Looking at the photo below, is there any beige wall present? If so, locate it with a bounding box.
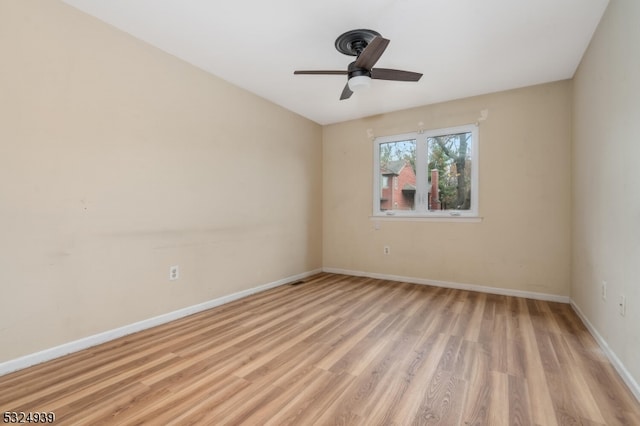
[323,81,572,296]
[0,0,322,362]
[572,0,640,386]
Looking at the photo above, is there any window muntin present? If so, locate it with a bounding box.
[373,125,478,218]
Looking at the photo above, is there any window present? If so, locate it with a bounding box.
[373,124,478,218]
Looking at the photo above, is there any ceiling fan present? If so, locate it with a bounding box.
[294,29,423,100]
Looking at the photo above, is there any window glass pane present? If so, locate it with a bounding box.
[379,139,416,211]
[427,132,472,211]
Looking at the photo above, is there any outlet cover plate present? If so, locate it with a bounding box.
[169,265,179,281]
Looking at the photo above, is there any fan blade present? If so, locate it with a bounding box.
[340,83,353,100]
[354,36,390,70]
[371,68,422,82]
[294,70,348,75]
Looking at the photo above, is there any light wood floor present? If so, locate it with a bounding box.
[1,273,639,425]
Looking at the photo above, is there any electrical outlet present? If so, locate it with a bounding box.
[619,295,626,316]
[383,245,390,255]
[169,265,179,281]
[602,281,607,300]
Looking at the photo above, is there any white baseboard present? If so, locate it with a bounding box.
[322,267,571,303]
[0,269,322,377]
[570,300,640,402]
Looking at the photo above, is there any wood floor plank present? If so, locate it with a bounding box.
[488,313,509,374]
[555,334,607,424]
[488,371,510,426]
[410,335,467,425]
[508,374,533,426]
[534,330,583,424]
[364,330,443,424]
[317,332,416,421]
[233,314,341,378]
[519,302,559,426]
[1,273,639,425]
[460,343,491,425]
[390,333,452,425]
[265,369,356,426]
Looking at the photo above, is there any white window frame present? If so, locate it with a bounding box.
[372,124,479,219]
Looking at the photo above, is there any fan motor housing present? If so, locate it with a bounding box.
[347,61,371,79]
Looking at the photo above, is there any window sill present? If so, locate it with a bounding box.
[370,215,483,223]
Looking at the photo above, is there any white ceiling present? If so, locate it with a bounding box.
[62,0,609,125]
